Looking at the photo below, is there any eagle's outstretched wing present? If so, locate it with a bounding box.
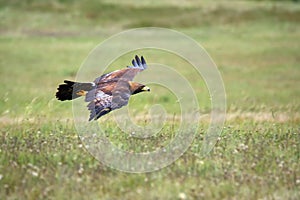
[93,55,147,85]
[86,80,132,121]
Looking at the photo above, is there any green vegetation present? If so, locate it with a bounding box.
[0,0,299,199]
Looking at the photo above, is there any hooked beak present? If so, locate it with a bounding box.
[142,86,150,92]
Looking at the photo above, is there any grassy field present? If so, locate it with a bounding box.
[1,0,300,199]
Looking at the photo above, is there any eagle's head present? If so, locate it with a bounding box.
[130,82,150,95]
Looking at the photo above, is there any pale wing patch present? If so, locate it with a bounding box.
[86,90,113,121]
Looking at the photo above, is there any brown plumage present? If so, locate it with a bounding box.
[56,55,150,120]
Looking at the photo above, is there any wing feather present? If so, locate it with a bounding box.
[86,81,132,120]
[111,81,131,109]
[87,90,112,120]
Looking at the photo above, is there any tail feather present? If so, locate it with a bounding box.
[56,80,94,101]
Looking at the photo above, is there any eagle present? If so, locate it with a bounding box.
[56,55,150,121]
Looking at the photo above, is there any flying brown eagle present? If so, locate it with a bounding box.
[56,55,150,121]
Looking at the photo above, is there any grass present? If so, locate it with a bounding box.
[1,121,299,199]
[0,0,300,199]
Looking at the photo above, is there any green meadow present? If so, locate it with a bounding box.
[0,0,299,199]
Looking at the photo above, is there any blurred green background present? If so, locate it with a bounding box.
[0,0,299,199]
[1,0,299,118]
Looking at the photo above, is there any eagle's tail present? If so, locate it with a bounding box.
[56,80,95,101]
